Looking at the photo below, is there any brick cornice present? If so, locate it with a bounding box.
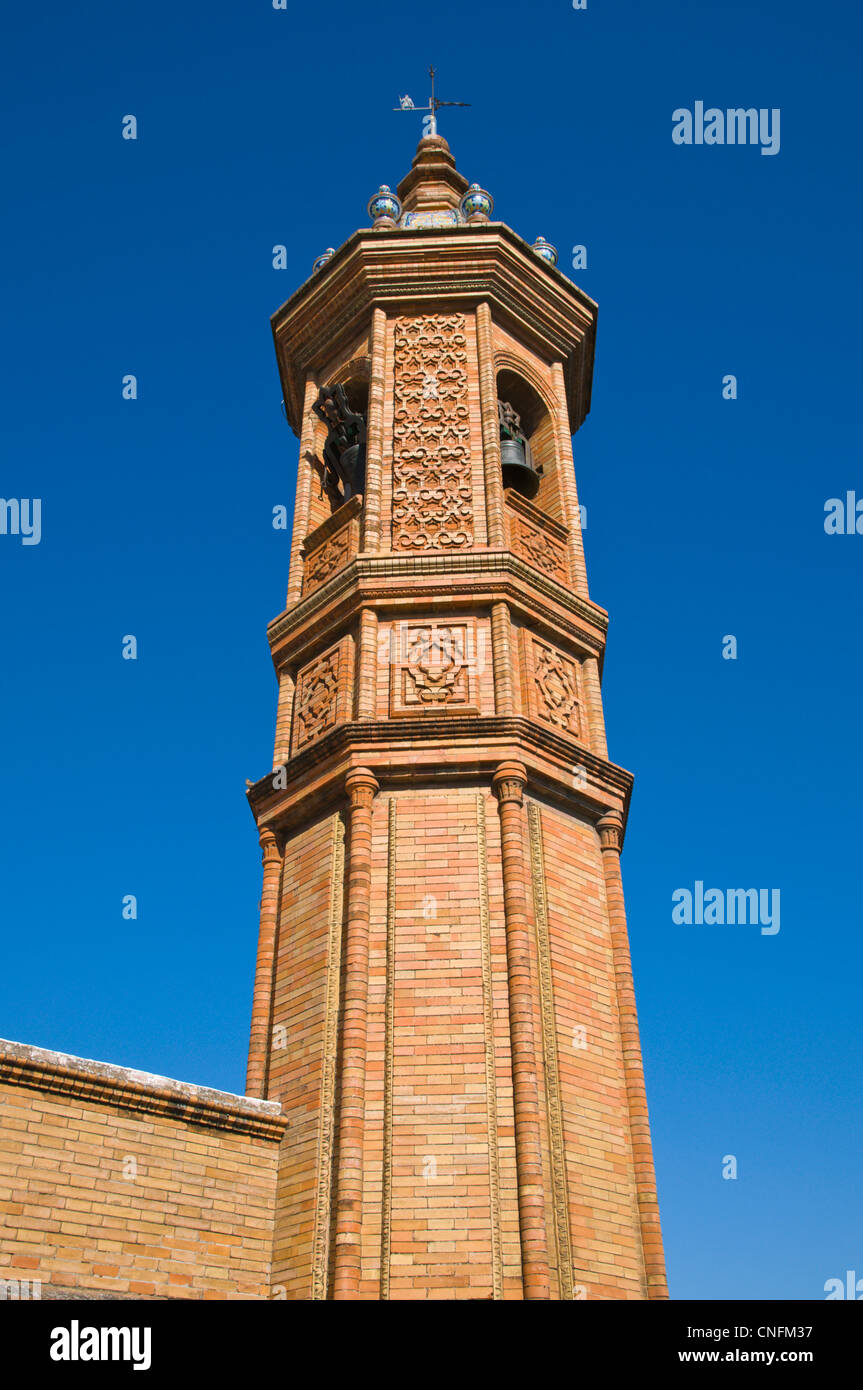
[271,223,597,436]
[267,551,609,668]
[0,1040,288,1143]
[249,715,632,835]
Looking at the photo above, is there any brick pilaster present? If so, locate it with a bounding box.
[245,827,282,1099]
[581,654,608,760]
[597,810,669,1299]
[550,361,589,596]
[356,608,378,720]
[272,668,294,766]
[286,373,319,606]
[476,302,506,548]
[492,761,551,1300]
[332,767,379,1299]
[362,307,387,552]
[491,601,516,715]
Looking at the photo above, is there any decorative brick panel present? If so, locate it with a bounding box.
[522,632,582,739]
[505,490,570,583]
[301,495,362,596]
[389,619,480,716]
[391,313,473,552]
[291,638,353,754]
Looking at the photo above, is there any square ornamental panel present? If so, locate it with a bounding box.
[521,631,582,739]
[389,619,481,717]
[291,637,354,754]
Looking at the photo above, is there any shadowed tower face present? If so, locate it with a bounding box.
[244,134,668,1301]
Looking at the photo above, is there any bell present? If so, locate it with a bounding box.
[500,438,539,499]
[340,441,366,498]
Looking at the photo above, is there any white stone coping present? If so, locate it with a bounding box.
[0,1038,286,1141]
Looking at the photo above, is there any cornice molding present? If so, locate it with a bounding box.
[248,715,632,831]
[0,1040,288,1143]
[271,224,597,436]
[266,551,608,665]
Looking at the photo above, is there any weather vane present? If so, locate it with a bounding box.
[394,65,470,138]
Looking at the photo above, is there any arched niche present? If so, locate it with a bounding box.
[308,359,371,524]
[495,367,561,520]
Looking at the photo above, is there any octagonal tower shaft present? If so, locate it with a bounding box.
[245,136,668,1301]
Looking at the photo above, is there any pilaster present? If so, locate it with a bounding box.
[245,828,282,1099]
[492,760,551,1300]
[332,767,379,1300]
[598,810,669,1300]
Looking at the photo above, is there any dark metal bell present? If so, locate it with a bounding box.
[340,441,366,498]
[500,438,539,499]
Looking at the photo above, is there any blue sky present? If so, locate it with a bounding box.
[2,0,860,1300]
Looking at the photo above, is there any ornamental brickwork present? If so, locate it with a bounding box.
[391,312,474,552]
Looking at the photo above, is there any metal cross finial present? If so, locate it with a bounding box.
[394,65,470,138]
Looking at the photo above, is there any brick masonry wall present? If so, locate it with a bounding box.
[0,1041,285,1300]
[529,415,564,523]
[362,787,521,1300]
[261,783,647,1300]
[532,799,645,1298]
[266,811,342,1298]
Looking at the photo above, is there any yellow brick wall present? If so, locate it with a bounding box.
[267,811,341,1297]
[535,798,646,1298]
[0,1074,282,1300]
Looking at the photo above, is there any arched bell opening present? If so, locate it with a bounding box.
[495,369,556,512]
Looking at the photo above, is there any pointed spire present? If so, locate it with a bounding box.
[396,134,469,216]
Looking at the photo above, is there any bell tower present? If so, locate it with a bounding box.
[244,133,668,1301]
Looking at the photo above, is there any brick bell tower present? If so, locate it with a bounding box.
[244,132,668,1301]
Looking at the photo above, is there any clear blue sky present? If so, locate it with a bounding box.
[2,0,860,1301]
